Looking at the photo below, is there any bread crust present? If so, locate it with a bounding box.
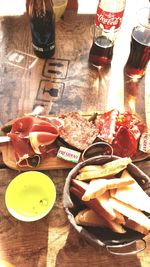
[76,157,132,180]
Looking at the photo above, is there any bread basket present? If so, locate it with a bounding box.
[63,155,150,255]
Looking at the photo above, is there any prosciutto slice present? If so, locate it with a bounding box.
[29,131,59,154]
[8,116,60,167]
[8,132,41,168]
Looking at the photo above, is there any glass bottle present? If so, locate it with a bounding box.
[26,0,55,58]
[89,0,126,67]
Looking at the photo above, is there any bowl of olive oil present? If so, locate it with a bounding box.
[5,171,56,222]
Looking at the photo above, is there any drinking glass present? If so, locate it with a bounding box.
[53,0,68,21]
[124,7,150,79]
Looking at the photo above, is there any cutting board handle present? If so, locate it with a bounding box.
[0,143,6,153]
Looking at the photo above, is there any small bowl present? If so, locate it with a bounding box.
[5,171,56,222]
[63,155,150,255]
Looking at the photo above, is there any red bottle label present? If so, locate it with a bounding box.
[95,7,124,30]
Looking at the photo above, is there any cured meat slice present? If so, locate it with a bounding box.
[112,126,138,158]
[29,131,59,154]
[8,115,59,167]
[59,112,99,151]
[10,116,34,138]
[45,142,59,157]
[94,110,146,158]
[116,112,146,140]
[94,109,119,143]
[38,116,64,131]
[8,132,40,168]
[31,120,59,134]
[11,116,59,135]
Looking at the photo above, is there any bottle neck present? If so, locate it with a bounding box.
[26,0,54,16]
[97,0,126,13]
[95,0,126,31]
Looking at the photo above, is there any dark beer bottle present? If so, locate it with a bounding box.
[26,0,55,58]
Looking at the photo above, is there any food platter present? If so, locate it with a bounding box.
[0,110,149,171]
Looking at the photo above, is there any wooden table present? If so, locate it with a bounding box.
[0,0,150,266]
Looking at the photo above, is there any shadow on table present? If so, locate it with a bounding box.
[55,225,144,267]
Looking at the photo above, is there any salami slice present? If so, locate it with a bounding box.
[116,112,146,140]
[94,109,119,144]
[112,126,138,158]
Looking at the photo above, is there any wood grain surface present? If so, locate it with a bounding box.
[0,167,150,267]
[0,142,76,170]
[0,0,150,266]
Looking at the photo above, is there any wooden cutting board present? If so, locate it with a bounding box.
[0,142,76,170]
[0,113,149,171]
[0,139,149,171]
[0,113,95,171]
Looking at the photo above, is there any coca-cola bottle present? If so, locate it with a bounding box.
[89,0,126,67]
[26,0,55,58]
